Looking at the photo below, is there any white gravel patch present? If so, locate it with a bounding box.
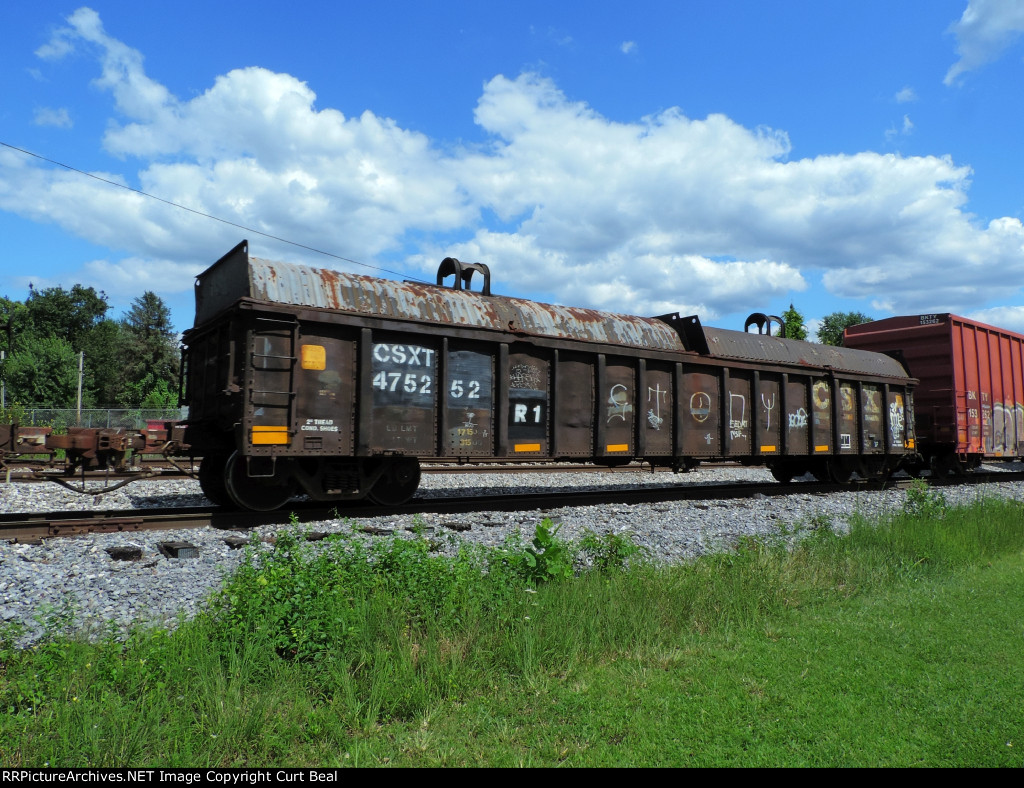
[2,463,1023,647]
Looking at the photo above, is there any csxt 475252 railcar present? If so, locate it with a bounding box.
[182,241,917,510]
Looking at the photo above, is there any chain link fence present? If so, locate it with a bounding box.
[15,408,188,430]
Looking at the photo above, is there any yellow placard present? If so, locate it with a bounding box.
[760,445,776,453]
[252,425,290,445]
[514,443,541,452]
[606,444,629,452]
[814,445,830,452]
[300,344,326,370]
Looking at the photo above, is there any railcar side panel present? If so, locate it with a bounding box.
[367,336,438,455]
[507,349,550,457]
[811,378,832,455]
[641,363,674,457]
[784,377,810,455]
[601,358,636,459]
[726,372,753,457]
[862,383,883,453]
[552,352,595,458]
[681,368,721,457]
[755,374,781,456]
[444,345,495,457]
[294,326,355,456]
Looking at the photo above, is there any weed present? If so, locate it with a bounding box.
[579,529,643,571]
[903,480,947,519]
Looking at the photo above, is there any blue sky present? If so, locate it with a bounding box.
[2,1,1024,337]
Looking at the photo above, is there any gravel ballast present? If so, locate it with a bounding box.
[2,465,1023,647]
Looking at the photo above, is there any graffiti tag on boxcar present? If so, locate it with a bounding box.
[729,393,748,440]
[607,384,633,423]
[509,363,542,390]
[647,384,668,430]
[761,393,776,431]
[812,381,830,410]
[690,392,712,423]
[889,395,905,446]
[788,408,808,429]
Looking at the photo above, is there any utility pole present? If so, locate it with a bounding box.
[76,350,84,425]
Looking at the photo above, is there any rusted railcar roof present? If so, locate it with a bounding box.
[195,242,686,352]
[192,241,912,379]
[703,327,911,379]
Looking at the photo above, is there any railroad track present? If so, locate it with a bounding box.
[0,460,674,485]
[7,470,1023,542]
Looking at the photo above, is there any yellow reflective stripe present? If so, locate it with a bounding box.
[814,445,830,452]
[606,444,629,452]
[514,443,541,452]
[251,426,290,445]
[760,445,776,453]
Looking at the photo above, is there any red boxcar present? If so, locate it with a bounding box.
[844,313,1024,473]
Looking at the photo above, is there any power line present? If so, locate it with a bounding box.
[0,140,430,283]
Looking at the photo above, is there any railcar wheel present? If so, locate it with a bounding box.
[367,457,421,506]
[828,459,857,484]
[769,464,795,483]
[811,462,831,483]
[224,451,296,511]
[198,453,230,506]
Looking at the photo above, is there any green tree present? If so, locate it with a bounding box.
[81,319,129,407]
[119,291,180,407]
[817,311,873,346]
[24,283,109,351]
[781,303,807,341]
[1,334,79,407]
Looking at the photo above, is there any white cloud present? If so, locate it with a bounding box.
[621,41,637,55]
[966,305,1024,334]
[945,0,1024,85]
[33,107,72,128]
[3,8,1024,326]
[886,114,914,142]
[895,86,917,103]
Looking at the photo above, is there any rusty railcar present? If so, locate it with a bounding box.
[181,241,917,510]
[845,313,1024,474]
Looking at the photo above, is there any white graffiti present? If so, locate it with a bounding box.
[690,391,712,423]
[509,363,542,389]
[647,384,668,430]
[788,408,808,429]
[761,393,776,431]
[729,393,748,440]
[608,384,633,422]
[888,399,905,446]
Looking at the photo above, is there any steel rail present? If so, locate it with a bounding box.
[3,470,1023,542]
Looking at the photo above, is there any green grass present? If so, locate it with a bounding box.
[2,486,1023,767]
